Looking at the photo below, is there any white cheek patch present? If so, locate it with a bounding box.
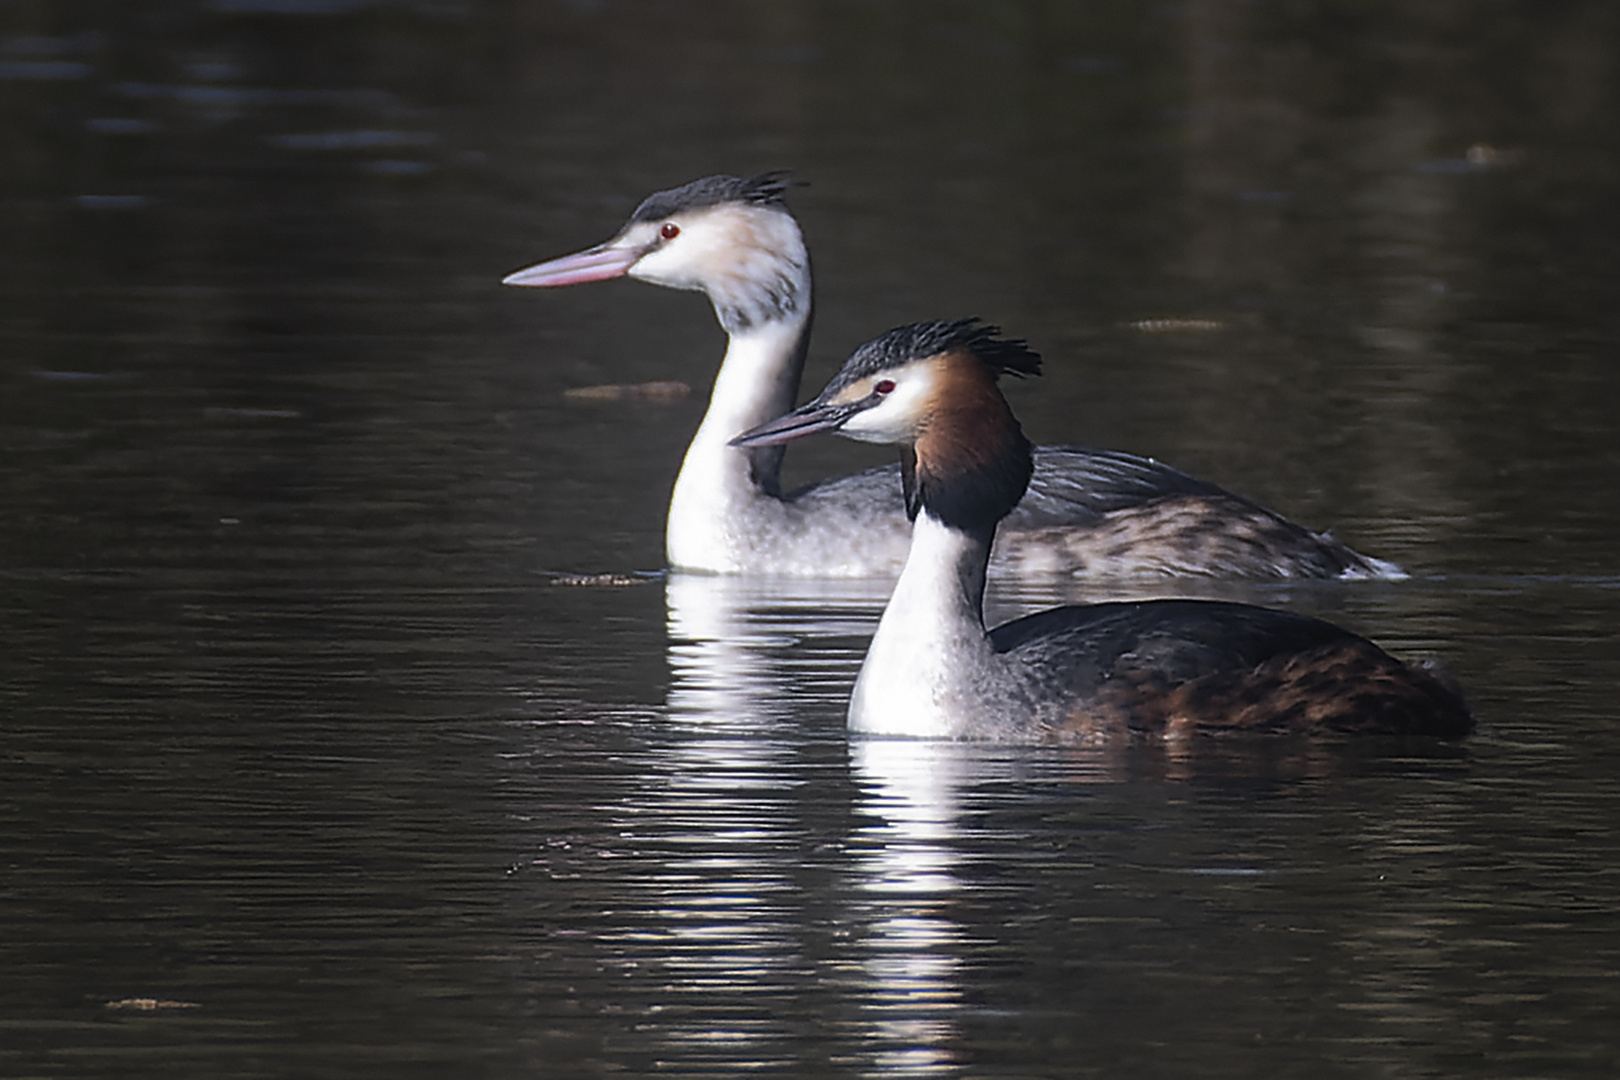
[624,214,741,290]
[678,221,746,280]
[624,209,810,339]
[623,220,698,288]
[838,365,935,444]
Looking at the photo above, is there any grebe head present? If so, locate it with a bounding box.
[735,318,1040,529]
[502,172,809,334]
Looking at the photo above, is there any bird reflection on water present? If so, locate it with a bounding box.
[660,572,1392,1073]
[666,572,977,1072]
[654,561,1483,1066]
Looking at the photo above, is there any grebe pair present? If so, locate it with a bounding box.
[504,173,1403,580]
[733,321,1471,741]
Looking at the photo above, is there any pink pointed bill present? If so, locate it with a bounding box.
[501,244,640,287]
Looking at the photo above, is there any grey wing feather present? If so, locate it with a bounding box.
[1009,446,1235,528]
[783,464,901,515]
[782,447,1401,581]
[785,446,1226,524]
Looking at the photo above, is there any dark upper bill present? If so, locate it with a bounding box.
[730,399,868,448]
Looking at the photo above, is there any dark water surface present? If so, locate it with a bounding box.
[3,2,1618,1077]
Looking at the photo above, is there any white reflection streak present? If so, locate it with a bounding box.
[852,738,969,1077]
[651,573,882,1069]
[666,572,791,725]
[666,571,884,725]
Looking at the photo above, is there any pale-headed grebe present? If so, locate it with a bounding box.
[732,320,1470,742]
[505,173,1402,581]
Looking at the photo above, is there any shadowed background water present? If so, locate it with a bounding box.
[2,2,1618,1077]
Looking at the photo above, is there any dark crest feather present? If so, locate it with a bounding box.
[631,171,794,222]
[822,318,1041,399]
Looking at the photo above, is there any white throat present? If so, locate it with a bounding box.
[849,511,996,738]
[665,315,809,572]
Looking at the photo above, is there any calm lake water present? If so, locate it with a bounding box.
[3,2,1618,1077]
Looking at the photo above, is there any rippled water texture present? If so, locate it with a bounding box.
[3,2,1618,1077]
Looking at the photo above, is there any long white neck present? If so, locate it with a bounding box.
[849,511,996,738]
[666,313,810,572]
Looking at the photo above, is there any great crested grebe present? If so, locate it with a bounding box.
[505,173,1402,580]
[732,320,1470,742]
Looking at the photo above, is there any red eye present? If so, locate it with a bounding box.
[874,379,896,395]
[660,222,680,240]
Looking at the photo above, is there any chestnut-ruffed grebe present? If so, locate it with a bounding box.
[505,173,1402,580]
[732,320,1469,741]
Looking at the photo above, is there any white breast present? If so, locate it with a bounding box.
[848,513,995,737]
